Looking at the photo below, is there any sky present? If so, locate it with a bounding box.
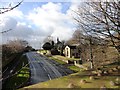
[0,0,80,49]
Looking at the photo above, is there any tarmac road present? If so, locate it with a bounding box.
[26,52,74,84]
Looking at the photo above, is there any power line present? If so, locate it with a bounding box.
[0,29,12,34]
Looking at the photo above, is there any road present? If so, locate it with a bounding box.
[26,52,74,84]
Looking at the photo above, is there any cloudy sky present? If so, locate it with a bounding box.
[0,0,81,49]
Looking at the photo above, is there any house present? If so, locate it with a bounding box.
[64,45,81,58]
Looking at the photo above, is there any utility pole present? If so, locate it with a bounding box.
[89,37,94,69]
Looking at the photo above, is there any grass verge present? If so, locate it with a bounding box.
[53,55,80,61]
[21,59,119,89]
[49,56,66,65]
[67,65,84,72]
[21,71,119,89]
[48,55,84,72]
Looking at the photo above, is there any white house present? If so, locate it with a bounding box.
[64,45,80,58]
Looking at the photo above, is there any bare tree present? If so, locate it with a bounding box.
[0,1,23,34]
[71,1,120,68]
[0,1,23,14]
[67,29,102,69]
[2,39,28,60]
[7,39,28,53]
[74,1,120,54]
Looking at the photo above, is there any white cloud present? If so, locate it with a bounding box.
[0,17,17,32]
[67,1,81,20]
[1,2,80,49]
[0,8,24,19]
[27,2,75,41]
[1,17,34,45]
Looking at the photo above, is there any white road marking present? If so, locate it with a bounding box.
[43,67,47,71]
[47,74,51,80]
[26,52,64,84]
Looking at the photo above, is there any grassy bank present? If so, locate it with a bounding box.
[48,56,82,73]
[49,56,66,65]
[22,71,119,89]
[21,73,119,90]
[67,65,84,72]
[4,55,30,89]
[52,55,80,61]
[21,56,119,89]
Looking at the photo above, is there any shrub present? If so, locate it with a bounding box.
[115,77,120,85]
[116,66,120,70]
[80,79,86,84]
[51,49,60,55]
[109,81,116,86]
[100,85,107,90]
[67,83,76,88]
[89,76,95,80]
[103,71,109,75]
[112,67,118,72]
[115,77,119,82]
[108,69,114,73]
[97,73,102,76]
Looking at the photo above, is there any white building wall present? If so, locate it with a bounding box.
[65,46,71,58]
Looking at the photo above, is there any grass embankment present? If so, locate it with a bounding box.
[38,49,46,54]
[49,56,66,65]
[67,65,84,72]
[21,56,119,89]
[23,76,119,88]
[5,55,30,89]
[48,56,82,72]
[53,55,80,61]
[22,66,119,89]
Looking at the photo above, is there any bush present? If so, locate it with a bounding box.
[89,76,95,80]
[67,83,76,88]
[103,70,109,75]
[97,73,102,76]
[51,49,60,55]
[109,81,116,86]
[100,85,107,90]
[80,79,86,84]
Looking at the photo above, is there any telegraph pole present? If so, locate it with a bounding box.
[89,37,94,69]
